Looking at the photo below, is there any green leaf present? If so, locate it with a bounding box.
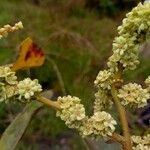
[0,101,43,150]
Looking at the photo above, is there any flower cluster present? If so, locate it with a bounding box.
[118,83,150,108]
[131,134,150,150]
[94,90,113,112]
[0,66,17,85]
[55,2,150,144]
[79,117,93,137]
[80,111,117,138]
[56,96,86,128]
[0,66,18,102]
[0,66,42,103]
[89,111,117,137]
[56,96,117,138]
[0,21,23,39]
[17,78,42,103]
[94,70,113,90]
[145,76,150,92]
[107,2,150,72]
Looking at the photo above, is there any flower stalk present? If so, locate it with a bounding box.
[37,96,61,110]
[111,85,132,150]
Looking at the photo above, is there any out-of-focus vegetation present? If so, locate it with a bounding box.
[0,0,149,149]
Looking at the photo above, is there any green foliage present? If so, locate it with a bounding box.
[68,6,87,18]
[0,49,13,65]
[99,0,118,16]
[0,101,43,150]
[0,103,7,132]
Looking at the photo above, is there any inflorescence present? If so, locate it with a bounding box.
[55,1,150,141]
[0,66,42,103]
[1,2,150,149]
[0,21,23,39]
[108,2,150,72]
[131,134,150,150]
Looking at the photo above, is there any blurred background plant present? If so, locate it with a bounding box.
[0,0,149,150]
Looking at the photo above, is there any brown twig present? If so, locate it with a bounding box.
[111,132,125,145]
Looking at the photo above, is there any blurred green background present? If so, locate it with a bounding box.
[0,0,150,149]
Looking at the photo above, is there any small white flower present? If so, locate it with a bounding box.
[14,21,23,30]
[133,144,149,150]
[94,70,113,90]
[90,111,117,137]
[79,117,94,137]
[0,66,17,85]
[80,112,117,138]
[17,78,42,102]
[132,134,150,150]
[107,2,150,71]
[0,66,18,103]
[56,96,86,128]
[0,21,23,39]
[0,85,17,102]
[145,76,150,92]
[118,83,150,108]
[57,95,80,109]
[79,111,117,138]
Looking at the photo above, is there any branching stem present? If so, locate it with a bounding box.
[111,85,132,150]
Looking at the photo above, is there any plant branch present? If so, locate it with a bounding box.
[111,132,125,145]
[111,85,132,150]
[37,96,60,110]
[38,95,126,150]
